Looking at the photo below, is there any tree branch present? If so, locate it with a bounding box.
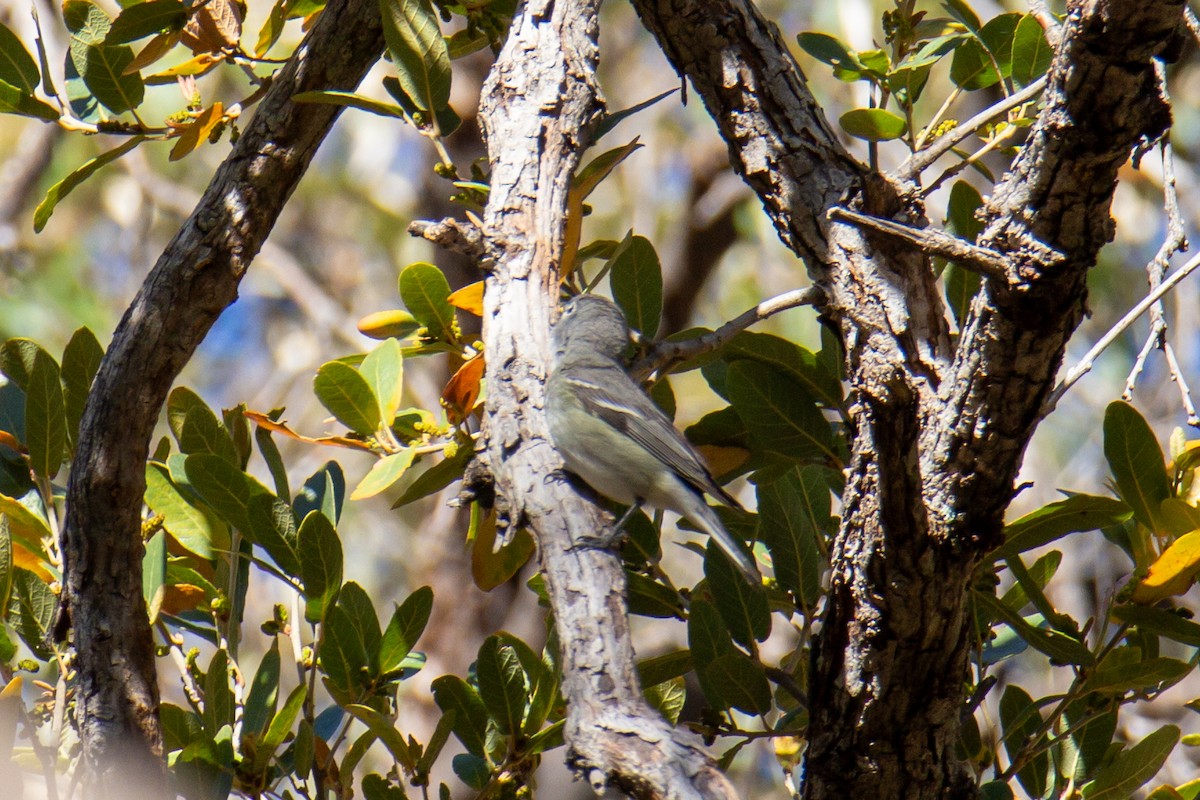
[58,0,385,792]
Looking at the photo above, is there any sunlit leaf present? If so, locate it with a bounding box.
[313,360,381,436]
[447,281,484,316]
[441,355,484,424]
[169,102,224,161]
[34,136,145,232]
[350,450,415,500]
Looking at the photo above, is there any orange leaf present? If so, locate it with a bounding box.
[441,355,485,424]
[170,102,224,161]
[0,430,24,455]
[125,31,180,75]
[1133,529,1200,603]
[447,282,485,316]
[696,444,751,480]
[243,410,375,452]
[161,584,208,615]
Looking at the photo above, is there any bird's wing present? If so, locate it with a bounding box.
[561,369,740,507]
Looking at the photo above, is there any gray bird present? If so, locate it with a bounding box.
[545,294,760,583]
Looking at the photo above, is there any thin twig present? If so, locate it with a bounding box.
[1164,341,1199,426]
[898,77,1047,181]
[828,206,1012,281]
[1046,251,1200,410]
[408,216,486,260]
[1029,0,1063,48]
[631,286,824,379]
[1123,63,1193,423]
[1185,5,1200,47]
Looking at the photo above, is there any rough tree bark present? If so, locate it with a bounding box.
[628,0,1183,797]
[58,0,386,791]
[470,0,739,796]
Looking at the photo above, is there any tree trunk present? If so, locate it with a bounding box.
[58,1,386,791]
[629,0,1183,797]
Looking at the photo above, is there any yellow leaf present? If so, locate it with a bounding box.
[696,444,751,480]
[125,32,181,75]
[0,676,22,699]
[1133,529,1200,603]
[147,53,222,81]
[13,542,52,582]
[447,282,484,316]
[169,102,224,161]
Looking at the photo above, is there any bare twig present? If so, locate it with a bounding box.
[1123,63,1193,423]
[408,216,486,260]
[828,206,1012,281]
[1047,251,1200,410]
[1029,0,1063,48]
[632,286,824,379]
[897,77,1047,181]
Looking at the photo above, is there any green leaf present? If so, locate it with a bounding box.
[294,460,345,524]
[941,0,981,32]
[202,649,233,734]
[644,677,686,724]
[995,494,1131,559]
[0,78,58,121]
[1104,401,1170,534]
[949,39,996,90]
[594,88,676,140]
[476,635,527,736]
[142,529,166,622]
[390,441,473,507]
[381,75,461,137]
[183,453,271,533]
[1011,14,1053,88]
[9,568,54,658]
[292,89,407,118]
[379,585,432,674]
[796,31,864,72]
[337,581,382,672]
[999,685,1048,798]
[180,404,239,465]
[298,509,342,622]
[726,360,836,463]
[60,327,103,450]
[360,338,404,425]
[609,234,663,338]
[839,108,908,141]
[79,43,143,112]
[703,652,772,714]
[321,604,368,693]
[243,640,281,737]
[262,684,305,752]
[1062,698,1118,785]
[637,650,692,687]
[351,450,416,501]
[705,543,769,648]
[0,517,12,613]
[161,703,203,753]
[105,0,187,44]
[34,136,145,232]
[313,360,381,435]
[378,0,452,121]
[720,331,842,409]
[244,494,300,576]
[0,338,42,392]
[975,591,1094,666]
[398,262,456,343]
[431,675,488,757]
[1082,725,1179,799]
[756,466,824,609]
[1112,604,1200,647]
[1085,648,1189,696]
[0,23,41,94]
[167,386,211,444]
[24,349,65,479]
[344,704,414,769]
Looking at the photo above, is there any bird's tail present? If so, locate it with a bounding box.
[692,501,761,585]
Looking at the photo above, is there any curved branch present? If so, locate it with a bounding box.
[59,0,385,791]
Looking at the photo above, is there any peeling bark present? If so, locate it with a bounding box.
[59,0,385,791]
[475,0,738,796]
[629,0,1183,797]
